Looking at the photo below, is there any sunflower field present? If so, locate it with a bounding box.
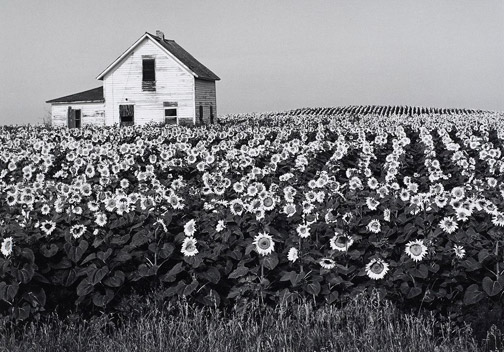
[2,109,504,324]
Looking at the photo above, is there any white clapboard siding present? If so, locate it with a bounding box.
[51,103,105,127]
[103,38,195,126]
[195,79,217,124]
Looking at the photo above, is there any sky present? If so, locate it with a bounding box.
[0,0,503,125]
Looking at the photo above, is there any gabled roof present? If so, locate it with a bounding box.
[46,87,104,103]
[148,33,220,81]
[96,32,220,81]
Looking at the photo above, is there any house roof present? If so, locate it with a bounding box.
[96,32,220,81]
[46,86,104,103]
[148,33,220,81]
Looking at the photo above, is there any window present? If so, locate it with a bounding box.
[67,107,81,128]
[199,105,204,124]
[119,104,134,126]
[164,102,178,125]
[74,109,81,128]
[209,105,214,124]
[142,57,156,91]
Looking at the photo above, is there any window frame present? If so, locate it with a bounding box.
[163,102,178,125]
[119,104,135,127]
[142,57,156,91]
[74,109,82,128]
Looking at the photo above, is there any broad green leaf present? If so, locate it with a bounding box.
[482,276,504,297]
[280,271,295,282]
[40,244,59,258]
[183,280,199,296]
[228,266,249,279]
[463,284,485,305]
[199,267,221,284]
[263,254,279,270]
[76,278,94,297]
[92,288,114,307]
[407,286,422,299]
[304,281,321,296]
[326,291,339,304]
[103,270,125,288]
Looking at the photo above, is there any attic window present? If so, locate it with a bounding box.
[142,58,156,91]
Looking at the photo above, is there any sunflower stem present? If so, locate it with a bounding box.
[154,227,160,267]
[299,238,304,273]
[260,258,265,308]
[496,241,499,280]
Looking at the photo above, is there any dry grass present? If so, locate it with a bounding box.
[0,291,492,352]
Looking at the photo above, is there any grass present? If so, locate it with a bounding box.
[1,289,496,352]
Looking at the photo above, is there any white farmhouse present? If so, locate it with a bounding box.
[46,30,220,127]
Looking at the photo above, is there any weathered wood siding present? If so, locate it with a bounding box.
[194,79,217,124]
[51,103,105,127]
[102,38,195,126]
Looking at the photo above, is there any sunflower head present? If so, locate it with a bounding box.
[405,239,428,262]
[253,232,275,256]
[365,258,389,280]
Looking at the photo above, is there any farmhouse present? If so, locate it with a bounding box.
[46,30,220,127]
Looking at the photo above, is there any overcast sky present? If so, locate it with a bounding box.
[0,0,503,125]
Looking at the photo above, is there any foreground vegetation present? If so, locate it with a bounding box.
[2,107,504,348]
[0,290,489,352]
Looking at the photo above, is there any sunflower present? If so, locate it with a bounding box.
[484,201,498,215]
[367,177,379,189]
[229,199,245,216]
[283,203,297,217]
[367,219,381,233]
[181,237,198,257]
[70,224,86,239]
[116,202,129,215]
[319,258,336,269]
[287,247,298,262]
[324,209,338,224]
[434,195,448,208]
[120,179,130,189]
[366,197,380,211]
[439,216,458,234]
[87,200,100,212]
[296,224,310,238]
[405,239,428,262]
[383,209,391,222]
[6,194,17,206]
[233,182,245,193]
[455,207,471,222]
[247,185,258,197]
[302,201,314,214]
[253,232,275,256]
[104,198,116,212]
[40,220,56,236]
[40,204,51,215]
[492,212,504,227]
[1,237,13,257]
[399,189,410,202]
[184,219,197,237]
[262,195,276,211]
[365,258,389,280]
[330,234,354,252]
[342,212,353,224]
[453,245,466,259]
[95,212,107,227]
[216,220,226,233]
[451,186,465,200]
